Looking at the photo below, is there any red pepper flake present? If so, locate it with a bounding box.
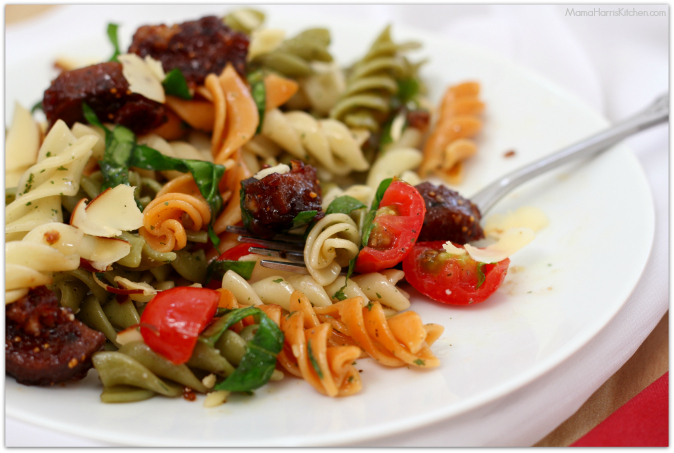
[504,149,516,158]
[44,230,60,245]
[183,387,197,401]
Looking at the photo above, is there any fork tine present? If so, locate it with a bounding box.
[260,259,348,276]
[237,236,306,252]
[260,260,311,274]
[249,247,305,263]
[226,225,305,245]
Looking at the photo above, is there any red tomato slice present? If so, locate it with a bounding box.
[403,241,509,305]
[354,179,425,274]
[140,287,220,364]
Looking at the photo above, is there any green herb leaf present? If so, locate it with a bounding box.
[325,195,366,216]
[476,262,486,289]
[397,78,420,104]
[333,257,357,301]
[272,278,283,283]
[379,115,395,147]
[240,185,255,232]
[307,340,324,379]
[361,177,393,248]
[413,358,425,366]
[31,100,43,114]
[162,68,192,100]
[107,23,121,62]
[206,259,256,284]
[203,307,284,392]
[291,210,318,230]
[247,70,266,135]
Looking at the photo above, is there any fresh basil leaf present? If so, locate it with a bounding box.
[361,177,393,248]
[379,115,395,147]
[247,70,266,134]
[162,68,192,100]
[107,23,121,62]
[31,100,43,114]
[332,257,357,301]
[325,195,366,216]
[476,262,486,289]
[206,259,256,284]
[307,340,324,379]
[202,307,284,393]
[397,78,419,104]
[291,210,318,230]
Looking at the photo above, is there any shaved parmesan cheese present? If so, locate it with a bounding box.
[389,112,406,143]
[253,163,290,180]
[114,276,157,302]
[118,53,165,104]
[143,55,166,82]
[78,236,131,271]
[116,327,144,346]
[70,185,144,238]
[442,241,467,256]
[204,390,230,408]
[484,206,549,238]
[464,227,535,263]
[6,103,40,186]
[248,29,285,61]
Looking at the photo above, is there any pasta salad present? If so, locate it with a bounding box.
[5,9,535,405]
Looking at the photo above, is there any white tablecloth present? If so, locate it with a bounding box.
[5,4,668,447]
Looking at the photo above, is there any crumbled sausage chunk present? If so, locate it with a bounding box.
[128,15,249,87]
[6,286,106,386]
[241,160,324,238]
[415,181,484,243]
[42,61,167,135]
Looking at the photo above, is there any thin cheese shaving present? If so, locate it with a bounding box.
[70,185,144,238]
[463,227,535,263]
[484,206,549,238]
[253,163,290,180]
[118,53,165,104]
[441,241,466,255]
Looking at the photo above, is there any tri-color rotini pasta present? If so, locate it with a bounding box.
[2,8,516,408]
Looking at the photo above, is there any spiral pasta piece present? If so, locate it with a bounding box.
[304,213,360,286]
[330,26,421,131]
[278,291,362,397]
[419,81,485,181]
[205,64,259,164]
[6,120,98,241]
[251,28,333,78]
[261,108,369,176]
[139,174,211,253]
[315,296,443,368]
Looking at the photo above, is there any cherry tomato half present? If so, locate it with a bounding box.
[354,180,426,274]
[140,287,220,364]
[403,241,509,305]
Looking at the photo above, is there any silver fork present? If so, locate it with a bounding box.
[229,94,669,274]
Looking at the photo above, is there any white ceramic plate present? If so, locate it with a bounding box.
[5,6,654,447]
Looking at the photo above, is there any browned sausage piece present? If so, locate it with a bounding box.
[241,160,324,238]
[42,61,168,135]
[5,286,106,386]
[128,15,249,87]
[416,181,484,244]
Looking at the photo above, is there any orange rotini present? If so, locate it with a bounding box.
[277,291,362,397]
[138,174,211,253]
[419,81,485,183]
[315,296,444,368]
[206,64,259,164]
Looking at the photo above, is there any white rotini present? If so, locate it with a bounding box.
[5,120,98,241]
[324,269,411,312]
[366,147,423,190]
[303,213,360,287]
[260,108,369,177]
[219,269,410,313]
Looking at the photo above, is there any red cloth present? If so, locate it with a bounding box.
[572,372,669,447]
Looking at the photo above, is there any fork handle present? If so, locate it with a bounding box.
[469,93,669,214]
